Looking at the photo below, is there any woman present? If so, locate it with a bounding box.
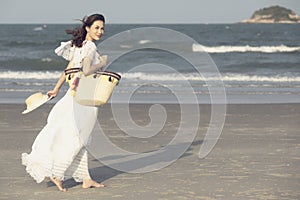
[22,14,108,191]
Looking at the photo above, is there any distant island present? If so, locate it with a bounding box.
[242,5,300,23]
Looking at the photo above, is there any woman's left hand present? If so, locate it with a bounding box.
[47,89,58,98]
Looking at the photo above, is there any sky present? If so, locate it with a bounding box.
[0,0,299,24]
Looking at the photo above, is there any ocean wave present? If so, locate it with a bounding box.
[193,44,300,53]
[123,72,300,82]
[220,74,300,82]
[0,71,61,79]
[2,40,55,48]
[41,58,53,62]
[1,71,300,83]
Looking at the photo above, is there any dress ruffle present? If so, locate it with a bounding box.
[54,40,75,61]
[22,153,57,183]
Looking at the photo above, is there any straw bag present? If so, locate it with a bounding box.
[64,68,121,106]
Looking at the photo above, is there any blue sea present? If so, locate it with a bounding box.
[0,24,299,104]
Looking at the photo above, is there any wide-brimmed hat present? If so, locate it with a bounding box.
[22,92,52,114]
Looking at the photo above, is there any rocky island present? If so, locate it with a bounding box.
[242,5,300,23]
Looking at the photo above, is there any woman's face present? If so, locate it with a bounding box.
[85,20,105,41]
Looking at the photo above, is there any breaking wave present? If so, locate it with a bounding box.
[1,71,300,83]
[193,44,300,53]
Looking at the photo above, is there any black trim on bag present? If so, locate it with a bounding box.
[95,71,121,80]
[64,67,81,75]
[64,68,121,81]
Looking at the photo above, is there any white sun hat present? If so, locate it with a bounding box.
[22,92,53,114]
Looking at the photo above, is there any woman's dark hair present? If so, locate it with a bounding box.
[66,14,105,47]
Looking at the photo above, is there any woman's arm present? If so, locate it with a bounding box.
[46,64,69,97]
[81,55,108,76]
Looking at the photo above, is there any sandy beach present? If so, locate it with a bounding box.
[0,103,299,200]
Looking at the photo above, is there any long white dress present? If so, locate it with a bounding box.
[22,41,101,183]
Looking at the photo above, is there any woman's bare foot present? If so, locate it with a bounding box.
[82,179,105,189]
[50,178,67,192]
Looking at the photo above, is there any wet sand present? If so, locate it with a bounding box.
[0,103,299,200]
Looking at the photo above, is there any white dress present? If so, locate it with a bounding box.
[22,41,101,183]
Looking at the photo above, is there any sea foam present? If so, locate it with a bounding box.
[0,71,61,80]
[115,72,300,83]
[1,71,300,83]
[193,44,300,53]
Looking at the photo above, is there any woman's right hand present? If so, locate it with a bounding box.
[100,55,108,66]
[82,55,108,76]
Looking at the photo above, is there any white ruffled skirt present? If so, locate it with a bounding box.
[22,90,98,183]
